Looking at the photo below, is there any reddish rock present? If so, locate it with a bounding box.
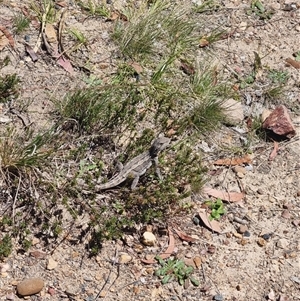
[262,105,296,138]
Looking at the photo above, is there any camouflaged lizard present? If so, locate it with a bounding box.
[95,136,170,190]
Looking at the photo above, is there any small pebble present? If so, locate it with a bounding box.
[193,216,200,225]
[243,231,251,237]
[47,257,58,270]
[213,293,224,301]
[141,232,156,246]
[119,253,132,264]
[6,292,15,300]
[281,210,291,219]
[238,225,248,234]
[245,164,253,171]
[193,256,202,268]
[262,233,272,241]
[257,237,266,247]
[257,188,264,195]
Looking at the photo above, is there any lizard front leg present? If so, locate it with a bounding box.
[153,156,163,180]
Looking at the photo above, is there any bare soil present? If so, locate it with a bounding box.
[0,0,299,300]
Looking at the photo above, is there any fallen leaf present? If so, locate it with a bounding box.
[199,37,209,48]
[203,186,244,202]
[141,227,175,264]
[107,11,120,21]
[285,58,300,69]
[57,55,74,74]
[173,228,196,243]
[44,23,57,44]
[198,209,222,233]
[180,60,195,75]
[0,26,14,49]
[129,61,143,74]
[213,154,252,166]
[25,45,39,62]
[269,141,279,161]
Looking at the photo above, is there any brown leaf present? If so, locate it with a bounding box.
[57,55,74,74]
[198,209,222,233]
[285,58,300,69]
[173,228,196,243]
[269,141,279,161]
[129,62,143,74]
[180,60,195,75]
[141,227,175,264]
[199,37,209,48]
[213,154,252,166]
[25,45,38,62]
[203,186,244,203]
[44,23,57,44]
[0,26,14,49]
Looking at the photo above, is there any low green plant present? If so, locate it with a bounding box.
[13,14,30,34]
[76,0,110,17]
[267,69,289,84]
[193,0,221,13]
[0,234,13,259]
[155,256,200,286]
[30,0,56,24]
[205,198,226,220]
[0,73,20,103]
[247,0,274,20]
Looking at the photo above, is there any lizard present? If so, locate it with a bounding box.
[94,135,171,191]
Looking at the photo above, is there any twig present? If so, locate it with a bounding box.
[94,249,120,300]
[12,175,22,224]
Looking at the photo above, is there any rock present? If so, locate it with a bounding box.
[281,210,291,219]
[184,258,196,268]
[0,263,10,272]
[233,166,246,175]
[238,225,248,234]
[223,98,244,125]
[141,232,156,246]
[119,253,132,264]
[257,237,266,247]
[16,278,44,296]
[262,105,296,138]
[6,292,15,300]
[213,293,224,301]
[193,256,202,268]
[261,109,272,122]
[30,250,46,259]
[47,257,58,270]
[239,21,247,31]
[277,238,289,249]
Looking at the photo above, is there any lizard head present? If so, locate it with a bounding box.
[149,136,171,156]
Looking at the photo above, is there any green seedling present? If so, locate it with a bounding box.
[13,14,30,34]
[205,198,226,220]
[248,0,274,20]
[0,234,13,259]
[193,0,221,13]
[267,69,289,84]
[76,0,110,17]
[155,256,200,286]
[0,73,20,103]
